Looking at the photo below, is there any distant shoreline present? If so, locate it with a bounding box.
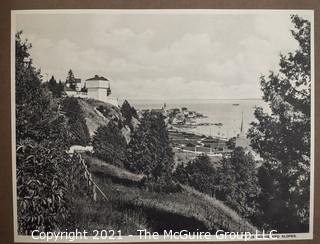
[122,98,263,101]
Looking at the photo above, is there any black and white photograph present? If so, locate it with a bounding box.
[11,10,314,242]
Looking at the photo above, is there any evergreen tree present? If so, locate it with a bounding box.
[92,122,127,168]
[247,15,311,232]
[62,97,90,146]
[48,75,57,97]
[66,69,76,90]
[127,111,174,179]
[15,31,67,143]
[120,100,138,131]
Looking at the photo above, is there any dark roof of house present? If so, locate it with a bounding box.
[86,75,109,81]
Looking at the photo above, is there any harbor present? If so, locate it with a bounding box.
[133,101,262,164]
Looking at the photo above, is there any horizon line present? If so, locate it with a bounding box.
[120,98,263,101]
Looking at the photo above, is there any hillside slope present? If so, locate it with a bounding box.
[77,98,120,136]
[83,155,257,234]
[77,98,136,143]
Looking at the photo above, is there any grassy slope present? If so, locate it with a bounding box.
[82,154,145,184]
[81,155,257,234]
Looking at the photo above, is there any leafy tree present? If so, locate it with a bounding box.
[253,163,276,229]
[92,122,127,168]
[62,97,90,145]
[17,139,95,234]
[226,136,236,149]
[247,15,311,232]
[127,111,174,179]
[216,147,260,218]
[16,140,70,234]
[174,155,216,196]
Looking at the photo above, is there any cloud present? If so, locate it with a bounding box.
[17,12,311,99]
[93,27,154,53]
[113,77,227,100]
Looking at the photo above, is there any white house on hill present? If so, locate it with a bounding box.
[86,75,110,100]
[85,75,118,106]
[65,74,118,107]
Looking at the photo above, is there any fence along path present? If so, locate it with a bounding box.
[68,149,108,202]
[79,155,108,201]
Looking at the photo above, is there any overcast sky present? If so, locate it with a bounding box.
[15,10,312,100]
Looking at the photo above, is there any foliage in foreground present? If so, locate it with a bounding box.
[16,141,93,234]
[15,32,92,234]
[248,15,311,232]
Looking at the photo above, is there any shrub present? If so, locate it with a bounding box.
[16,140,92,234]
[174,155,216,196]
